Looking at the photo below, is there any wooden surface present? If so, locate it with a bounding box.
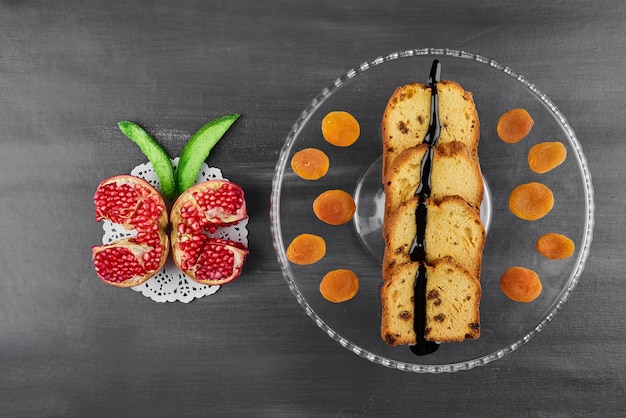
[1,1,624,416]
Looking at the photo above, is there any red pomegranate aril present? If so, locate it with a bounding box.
[142,246,164,271]
[95,184,138,224]
[178,234,208,270]
[92,175,169,288]
[93,246,146,284]
[193,183,245,219]
[179,202,208,232]
[192,239,248,284]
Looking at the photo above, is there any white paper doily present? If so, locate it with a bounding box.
[100,158,249,303]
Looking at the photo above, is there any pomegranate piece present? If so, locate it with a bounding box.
[180,179,247,232]
[171,179,249,285]
[181,237,248,285]
[92,241,153,286]
[92,175,169,287]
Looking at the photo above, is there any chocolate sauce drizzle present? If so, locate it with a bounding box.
[409,60,441,356]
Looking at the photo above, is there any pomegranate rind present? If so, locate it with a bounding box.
[170,179,249,285]
[92,174,169,287]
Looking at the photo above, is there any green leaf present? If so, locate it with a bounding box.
[117,121,176,201]
[176,113,240,194]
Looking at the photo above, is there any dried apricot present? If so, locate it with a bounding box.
[536,232,575,260]
[509,182,554,220]
[286,233,326,265]
[313,189,356,225]
[291,148,330,180]
[500,266,542,302]
[528,141,567,174]
[319,269,359,303]
[321,111,360,147]
[497,108,534,143]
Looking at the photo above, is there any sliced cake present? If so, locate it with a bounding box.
[380,68,484,347]
[380,258,481,345]
[383,141,484,218]
[382,195,485,283]
[381,80,480,177]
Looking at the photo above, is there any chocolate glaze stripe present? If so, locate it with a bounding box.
[409,59,441,356]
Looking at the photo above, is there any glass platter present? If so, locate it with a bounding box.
[270,49,594,373]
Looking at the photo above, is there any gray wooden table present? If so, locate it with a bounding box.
[1,1,623,416]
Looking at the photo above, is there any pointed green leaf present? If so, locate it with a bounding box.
[176,113,240,194]
[118,121,176,201]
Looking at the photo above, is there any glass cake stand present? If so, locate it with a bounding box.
[270,49,594,373]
